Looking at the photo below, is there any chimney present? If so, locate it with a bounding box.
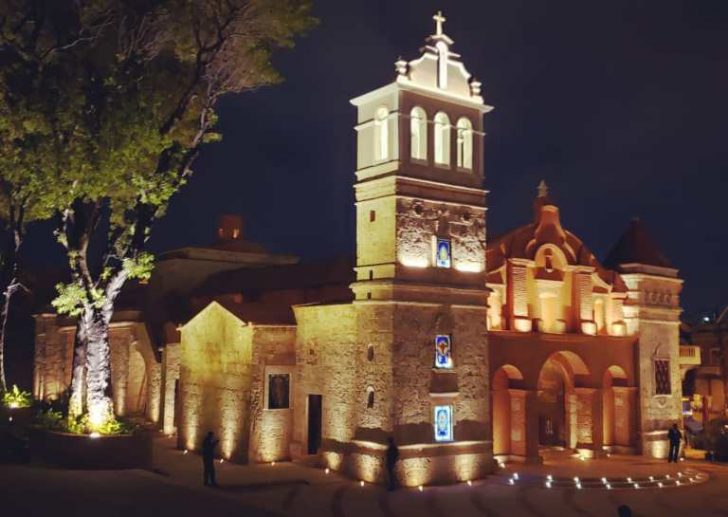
[217,214,244,241]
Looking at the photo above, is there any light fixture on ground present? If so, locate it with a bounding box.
[418,485,424,492]
[325,468,330,475]
[466,480,472,487]
[359,481,364,487]
[513,472,519,480]
[89,432,101,439]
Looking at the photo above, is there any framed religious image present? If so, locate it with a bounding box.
[434,334,453,369]
[268,373,290,409]
[435,238,452,268]
[434,405,453,442]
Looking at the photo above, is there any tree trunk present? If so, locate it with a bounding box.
[0,227,22,393]
[68,314,89,418]
[84,304,114,429]
[79,270,127,430]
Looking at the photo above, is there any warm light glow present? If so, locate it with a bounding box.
[508,479,514,485]
[359,481,365,487]
[219,459,224,464]
[183,449,189,455]
[9,402,18,409]
[418,485,424,492]
[325,468,330,475]
[400,256,429,268]
[466,480,472,487]
[455,262,482,273]
[513,473,519,480]
[89,432,101,439]
[271,461,276,466]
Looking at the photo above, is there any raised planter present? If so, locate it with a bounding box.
[29,428,153,469]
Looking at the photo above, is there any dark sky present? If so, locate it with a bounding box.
[25,0,728,318]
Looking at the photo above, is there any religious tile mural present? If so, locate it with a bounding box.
[434,334,453,369]
[435,238,452,268]
[434,405,453,442]
[268,373,290,409]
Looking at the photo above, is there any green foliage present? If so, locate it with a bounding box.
[34,408,133,436]
[123,252,155,281]
[34,409,65,431]
[2,384,33,408]
[51,282,91,316]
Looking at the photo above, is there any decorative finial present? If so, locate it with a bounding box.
[433,10,446,36]
[395,57,408,76]
[537,180,549,198]
[470,78,482,96]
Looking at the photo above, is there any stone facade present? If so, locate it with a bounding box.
[32,12,694,485]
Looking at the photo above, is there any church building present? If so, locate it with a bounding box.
[33,13,688,486]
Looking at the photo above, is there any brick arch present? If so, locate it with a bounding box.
[602,364,635,449]
[492,364,526,458]
[536,351,590,449]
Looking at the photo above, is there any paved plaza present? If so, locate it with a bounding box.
[2,437,728,516]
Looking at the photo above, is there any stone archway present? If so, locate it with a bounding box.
[537,351,589,450]
[492,364,525,458]
[603,365,632,448]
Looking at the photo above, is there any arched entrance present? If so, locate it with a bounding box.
[603,365,630,447]
[492,365,525,457]
[536,351,589,450]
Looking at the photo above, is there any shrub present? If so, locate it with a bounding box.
[34,409,134,436]
[2,385,33,408]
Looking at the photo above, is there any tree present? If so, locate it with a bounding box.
[0,0,99,392]
[1,0,315,428]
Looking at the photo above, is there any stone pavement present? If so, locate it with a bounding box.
[2,436,728,516]
[143,436,728,517]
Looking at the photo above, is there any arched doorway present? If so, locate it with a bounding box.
[492,365,525,457]
[603,365,630,447]
[537,351,589,450]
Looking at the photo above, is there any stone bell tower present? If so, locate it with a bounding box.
[605,219,684,458]
[345,12,494,485]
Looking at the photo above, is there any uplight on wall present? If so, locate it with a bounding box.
[400,256,429,268]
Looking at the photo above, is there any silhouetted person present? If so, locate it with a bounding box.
[617,504,633,517]
[385,436,399,491]
[202,431,219,486]
[668,423,682,463]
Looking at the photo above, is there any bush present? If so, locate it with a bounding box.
[34,409,134,436]
[2,385,33,409]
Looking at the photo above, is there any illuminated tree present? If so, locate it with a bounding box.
[0,0,315,428]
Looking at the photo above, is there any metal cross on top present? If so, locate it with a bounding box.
[433,10,446,36]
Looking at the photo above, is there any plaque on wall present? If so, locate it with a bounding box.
[268,373,290,409]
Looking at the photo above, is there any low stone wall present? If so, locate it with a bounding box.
[322,439,494,487]
[29,429,153,469]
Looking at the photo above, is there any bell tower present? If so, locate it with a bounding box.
[345,12,495,486]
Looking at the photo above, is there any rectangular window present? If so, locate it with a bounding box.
[434,405,453,442]
[268,373,290,409]
[435,238,452,268]
[434,334,453,369]
[654,359,671,395]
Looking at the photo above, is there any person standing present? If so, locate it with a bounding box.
[202,431,220,486]
[667,423,682,463]
[385,436,399,491]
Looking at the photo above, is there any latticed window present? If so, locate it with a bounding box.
[654,359,671,395]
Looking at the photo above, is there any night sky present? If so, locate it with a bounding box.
[24,0,728,318]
